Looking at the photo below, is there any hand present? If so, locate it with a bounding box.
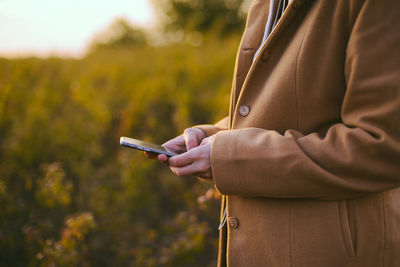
[168,135,215,179]
[144,127,206,163]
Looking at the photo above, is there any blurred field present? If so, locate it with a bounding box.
[0,29,241,265]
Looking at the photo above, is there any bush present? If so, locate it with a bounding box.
[0,33,240,266]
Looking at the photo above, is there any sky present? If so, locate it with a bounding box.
[0,0,155,57]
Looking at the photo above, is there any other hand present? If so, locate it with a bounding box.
[168,135,215,179]
[144,127,206,163]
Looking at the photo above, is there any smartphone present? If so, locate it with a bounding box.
[120,137,178,157]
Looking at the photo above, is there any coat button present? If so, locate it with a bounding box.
[239,105,250,116]
[229,216,239,229]
[261,49,271,61]
[293,0,304,9]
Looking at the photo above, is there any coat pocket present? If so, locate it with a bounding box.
[337,200,357,257]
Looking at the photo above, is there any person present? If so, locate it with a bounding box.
[147,0,400,266]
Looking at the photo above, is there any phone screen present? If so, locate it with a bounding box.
[120,137,177,157]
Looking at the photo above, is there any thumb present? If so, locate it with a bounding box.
[183,128,205,151]
[185,134,199,151]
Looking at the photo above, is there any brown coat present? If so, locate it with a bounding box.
[197,0,400,266]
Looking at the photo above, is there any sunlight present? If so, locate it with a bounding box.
[0,0,155,57]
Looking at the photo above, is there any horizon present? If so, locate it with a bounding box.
[0,0,155,58]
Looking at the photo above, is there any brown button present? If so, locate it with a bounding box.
[239,105,250,116]
[228,216,239,229]
[293,0,304,9]
[261,49,271,61]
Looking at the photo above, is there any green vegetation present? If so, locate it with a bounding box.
[0,16,242,265]
[151,0,251,37]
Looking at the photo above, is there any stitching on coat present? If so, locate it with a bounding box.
[381,193,385,267]
[337,201,352,256]
[289,201,293,267]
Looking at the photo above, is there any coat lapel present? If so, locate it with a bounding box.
[230,0,307,127]
[229,0,271,127]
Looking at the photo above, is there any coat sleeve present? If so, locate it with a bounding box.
[210,0,400,200]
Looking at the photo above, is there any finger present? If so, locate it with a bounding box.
[163,135,187,154]
[199,137,210,146]
[170,163,196,176]
[157,154,169,164]
[162,135,184,147]
[144,151,158,159]
[200,135,215,146]
[168,150,196,167]
[170,161,210,177]
[183,129,199,151]
[184,128,206,150]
